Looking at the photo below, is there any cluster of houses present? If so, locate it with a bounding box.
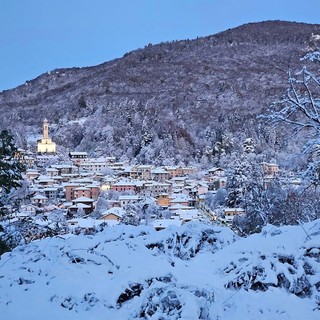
[21,152,214,225]
[11,119,293,233]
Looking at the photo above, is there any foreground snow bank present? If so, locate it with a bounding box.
[0,221,319,319]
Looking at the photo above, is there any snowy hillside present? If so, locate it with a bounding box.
[0,221,319,319]
[1,21,320,163]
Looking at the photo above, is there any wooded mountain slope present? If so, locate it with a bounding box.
[1,21,320,164]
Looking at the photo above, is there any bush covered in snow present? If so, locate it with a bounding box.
[1,221,320,319]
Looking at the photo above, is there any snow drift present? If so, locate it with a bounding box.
[0,221,319,319]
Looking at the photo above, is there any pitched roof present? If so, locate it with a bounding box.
[69,203,92,209]
[101,207,125,218]
[32,194,48,200]
[73,196,94,203]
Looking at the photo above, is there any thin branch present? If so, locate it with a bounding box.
[302,69,319,119]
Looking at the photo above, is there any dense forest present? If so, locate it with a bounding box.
[0,20,320,168]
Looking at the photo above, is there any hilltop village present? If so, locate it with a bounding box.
[9,119,288,240]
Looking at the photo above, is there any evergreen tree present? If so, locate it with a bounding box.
[241,161,267,233]
[0,130,25,217]
[120,210,140,226]
[0,130,25,253]
[225,158,250,208]
[92,192,109,218]
[243,138,255,154]
[205,188,227,210]
[120,203,141,226]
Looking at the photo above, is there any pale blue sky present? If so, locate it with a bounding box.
[0,0,319,91]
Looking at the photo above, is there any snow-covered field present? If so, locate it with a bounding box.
[1,221,319,319]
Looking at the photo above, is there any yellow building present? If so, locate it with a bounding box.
[157,193,170,208]
[37,119,56,153]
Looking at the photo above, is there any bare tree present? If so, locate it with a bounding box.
[266,51,320,187]
[267,52,320,133]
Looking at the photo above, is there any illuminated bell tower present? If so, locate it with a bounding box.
[43,118,49,139]
[37,118,56,153]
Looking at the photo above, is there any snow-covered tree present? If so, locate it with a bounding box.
[107,190,119,200]
[225,158,251,208]
[92,192,109,218]
[76,206,85,218]
[239,161,267,233]
[120,210,140,226]
[205,188,227,210]
[144,203,171,220]
[0,130,25,217]
[268,52,320,133]
[243,137,255,154]
[267,51,320,187]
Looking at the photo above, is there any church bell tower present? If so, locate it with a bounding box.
[37,119,56,153]
[43,118,49,139]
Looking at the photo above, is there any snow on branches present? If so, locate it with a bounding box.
[266,51,320,135]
